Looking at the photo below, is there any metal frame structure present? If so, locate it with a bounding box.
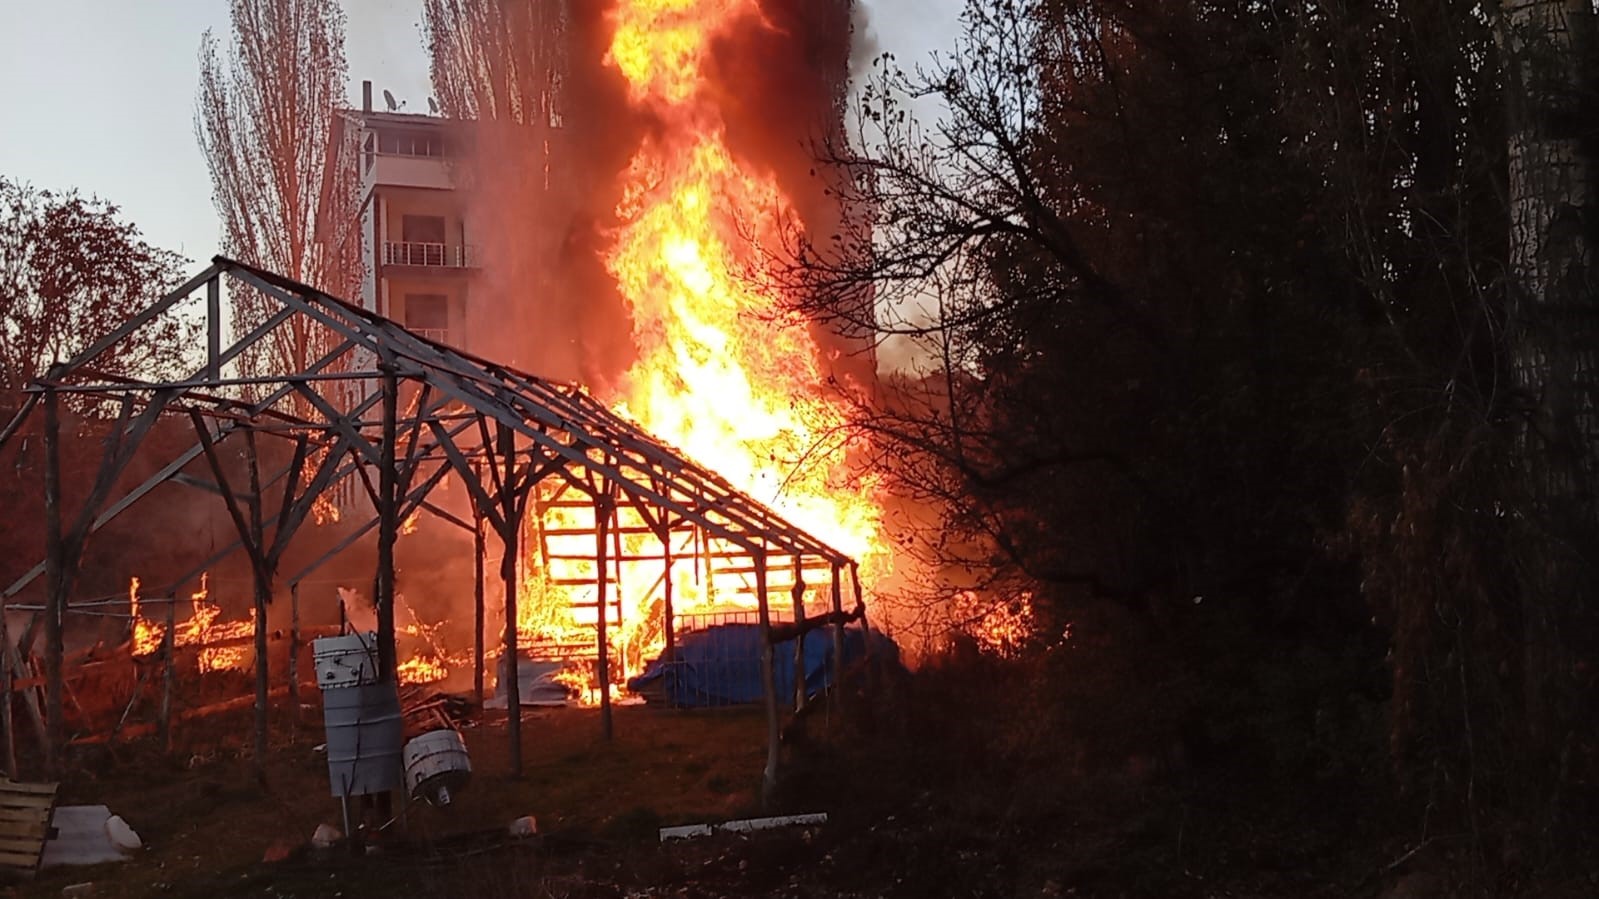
[0,257,868,800]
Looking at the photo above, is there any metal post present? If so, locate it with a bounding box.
[473,504,486,705]
[596,498,613,741]
[849,563,873,692]
[791,558,806,712]
[205,275,221,381]
[288,582,301,719]
[41,389,64,774]
[0,590,15,778]
[829,563,846,707]
[661,525,675,664]
[375,361,399,683]
[160,586,176,749]
[246,432,271,773]
[754,550,780,807]
[497,422,522,776]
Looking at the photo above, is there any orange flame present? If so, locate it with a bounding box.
[129,576,163,658]
[495,0,887,704]
[175,574,254,673]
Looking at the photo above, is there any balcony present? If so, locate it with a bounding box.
[365,152,453,192]
[408,327,450,344]
[383,241,477,269]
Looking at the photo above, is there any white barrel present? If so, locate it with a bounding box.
[313,632,379,689]
[323,682,403,798]
[403,728,471,805]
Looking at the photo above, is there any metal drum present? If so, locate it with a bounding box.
[322,682,403,798]
[313,632,380,690]
[403,728,471,806]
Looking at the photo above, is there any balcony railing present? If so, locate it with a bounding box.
[408,327,449,344]
[383,241,477,268]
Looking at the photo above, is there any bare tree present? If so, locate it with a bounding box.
[196,0,362,379]
[420,0,637,384]
[0,177,192,396]
[423,0,565,128]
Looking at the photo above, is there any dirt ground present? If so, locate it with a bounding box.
[3,674,1536,899]
[11,697,791,898]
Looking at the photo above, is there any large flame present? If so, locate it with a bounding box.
[605,0,884,567]
[497,0,886,702]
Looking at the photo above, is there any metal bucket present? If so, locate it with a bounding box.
[403,728,471,805]
[313,632,379,690]
[322,682,403,798]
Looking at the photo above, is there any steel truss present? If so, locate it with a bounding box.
[0,257,868,800]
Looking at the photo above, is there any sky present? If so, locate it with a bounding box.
[0,0,963,268]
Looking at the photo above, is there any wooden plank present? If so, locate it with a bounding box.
[0,791,56,805]
[0,848,44,868]
[0,835,48,852]
[0,817,49,837]
[0,799,48,815]
[0,780,57,796]
[0,796,54,811]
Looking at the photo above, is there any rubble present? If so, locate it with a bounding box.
[105,815,140,852]
[659,813,827,841]
[311,824,341,849]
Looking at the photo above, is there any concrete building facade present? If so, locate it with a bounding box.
[338,84,476,350]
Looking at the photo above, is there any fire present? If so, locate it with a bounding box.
[176,574,255,673]
[953,590,1037,658]
[605,0,883,565]
[491,0,886,703]
[128,576,162,658]
[398,655,450,684]
[396,596,458,685]
[125,573,254,672]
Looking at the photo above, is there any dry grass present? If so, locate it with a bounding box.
[14,699,769,898]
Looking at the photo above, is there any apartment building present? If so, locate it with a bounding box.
[338,82,476,349]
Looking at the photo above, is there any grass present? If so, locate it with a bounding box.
[14,700,771,898]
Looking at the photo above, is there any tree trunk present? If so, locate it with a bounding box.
[1501,0,1599,810]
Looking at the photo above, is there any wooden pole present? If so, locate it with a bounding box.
[754,550,780,807]
[791,558,806,712]
[473,503,486,705]
[497,422,522,776]
[596,497,613,741]
[41,389,64,774]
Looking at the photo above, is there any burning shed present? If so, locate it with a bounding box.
[0,257,869,800]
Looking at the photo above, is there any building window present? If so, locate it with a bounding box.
[401,215,446,244]
[377,128,445,158]
[405,294,449,341]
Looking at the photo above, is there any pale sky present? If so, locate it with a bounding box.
[0,0,962,268]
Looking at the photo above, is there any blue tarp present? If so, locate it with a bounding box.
[626,623,884,707]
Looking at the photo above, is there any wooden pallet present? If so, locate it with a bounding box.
[0,777,59,878]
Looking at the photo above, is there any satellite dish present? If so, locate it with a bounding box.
[428,97,439,115]
[382,89,398,111]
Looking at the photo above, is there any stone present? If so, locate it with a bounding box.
[104,816,141,852]
[311,824,341,849]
